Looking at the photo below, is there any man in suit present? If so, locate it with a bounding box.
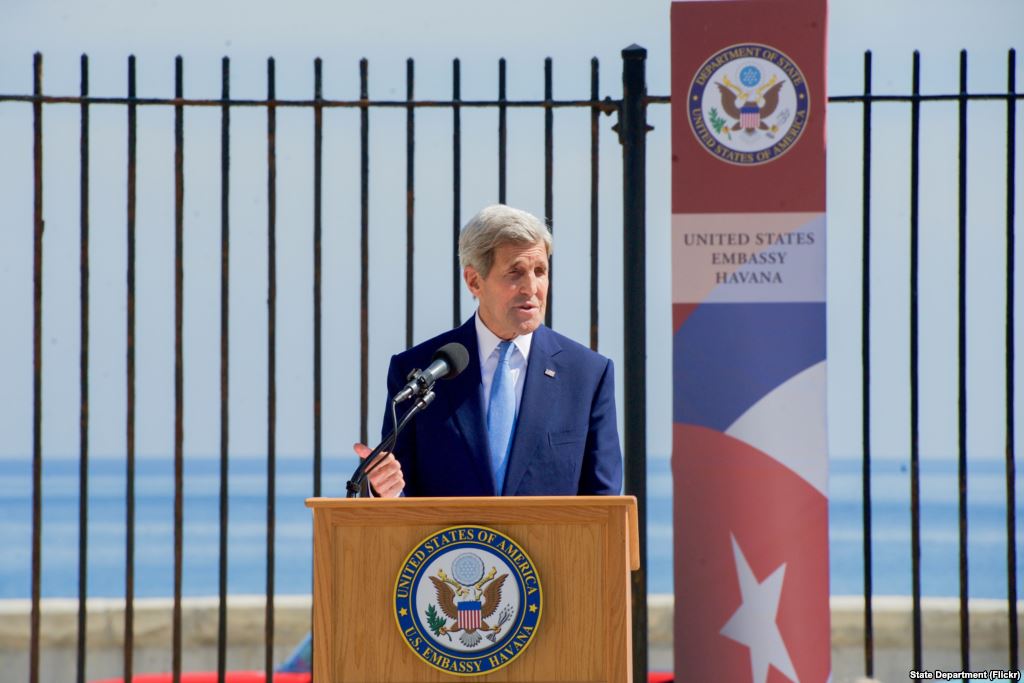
[278,205,621,673]
[355,204,622,497]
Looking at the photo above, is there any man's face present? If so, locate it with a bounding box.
[464,240,549,340]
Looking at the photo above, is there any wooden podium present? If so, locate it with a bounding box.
[305,496,639,682]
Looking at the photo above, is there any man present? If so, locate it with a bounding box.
[355,204,622,497]
[278,205,621,674]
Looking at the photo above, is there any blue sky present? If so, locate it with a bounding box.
[0,0,1022,470]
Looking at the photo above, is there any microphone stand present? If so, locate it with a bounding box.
[345,389,436,498]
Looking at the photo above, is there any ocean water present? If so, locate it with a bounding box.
[0,454,1020,599]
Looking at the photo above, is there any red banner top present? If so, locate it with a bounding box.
[671,0,827,214]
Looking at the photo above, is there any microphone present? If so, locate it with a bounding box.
[393,342,470,403]
[345,343,467,497]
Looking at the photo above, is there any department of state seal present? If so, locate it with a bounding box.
[393,525,542,676]
[687,43,810,165]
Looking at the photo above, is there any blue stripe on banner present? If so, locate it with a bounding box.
[673,302,826,430]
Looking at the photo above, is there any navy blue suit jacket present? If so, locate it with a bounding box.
[383,316,623,496]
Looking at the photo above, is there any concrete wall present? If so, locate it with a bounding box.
[1,595,1020,683]
[0,596,311,683]
[828,596,1023,683]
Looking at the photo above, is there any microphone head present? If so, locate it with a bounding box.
[433,342,470,380]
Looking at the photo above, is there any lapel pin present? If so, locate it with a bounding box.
[544,368,556,378]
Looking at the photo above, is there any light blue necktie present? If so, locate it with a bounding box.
[487,341,516,494]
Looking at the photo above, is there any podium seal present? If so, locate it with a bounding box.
[393,525,542,676]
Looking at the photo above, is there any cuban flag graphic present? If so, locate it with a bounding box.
[739,102,760,130]
[457,600,482,631]
[670,213,830,683]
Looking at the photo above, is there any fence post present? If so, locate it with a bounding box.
[618,43,649,680]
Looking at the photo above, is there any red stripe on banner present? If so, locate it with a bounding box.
[672,423,831,683]
[673,303,699,335]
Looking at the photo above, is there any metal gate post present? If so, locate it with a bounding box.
[618,43,650,681]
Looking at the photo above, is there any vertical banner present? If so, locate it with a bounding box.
[671,2,830,683]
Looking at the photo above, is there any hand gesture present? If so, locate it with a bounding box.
[353,442,405,498]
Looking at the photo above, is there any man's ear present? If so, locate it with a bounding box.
[463,266,482,299]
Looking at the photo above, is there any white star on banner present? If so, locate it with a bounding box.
[719,534,799,683]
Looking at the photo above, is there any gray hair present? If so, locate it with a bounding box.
[458,205,552,278]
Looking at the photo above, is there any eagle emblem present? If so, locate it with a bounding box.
[394,525,542,675]
[427,560,513,647]
[687,44,810,165]
[714,75,784,135]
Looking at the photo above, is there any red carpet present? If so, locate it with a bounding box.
[94,672,674,683]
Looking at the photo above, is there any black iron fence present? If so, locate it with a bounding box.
[833,49,1021,677]
[2,46,658,683]
[0,44,1021,683]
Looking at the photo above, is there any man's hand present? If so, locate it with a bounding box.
[353,442,405,498]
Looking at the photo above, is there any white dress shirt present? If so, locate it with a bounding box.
[369,313,532,497]
[475,311,532,415]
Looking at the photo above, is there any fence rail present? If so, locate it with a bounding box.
[1,45,1021,683]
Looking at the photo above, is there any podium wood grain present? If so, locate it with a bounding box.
[306,496,639,683]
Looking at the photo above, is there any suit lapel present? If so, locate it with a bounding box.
[447,316,497,495]
[502,325,562,495]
